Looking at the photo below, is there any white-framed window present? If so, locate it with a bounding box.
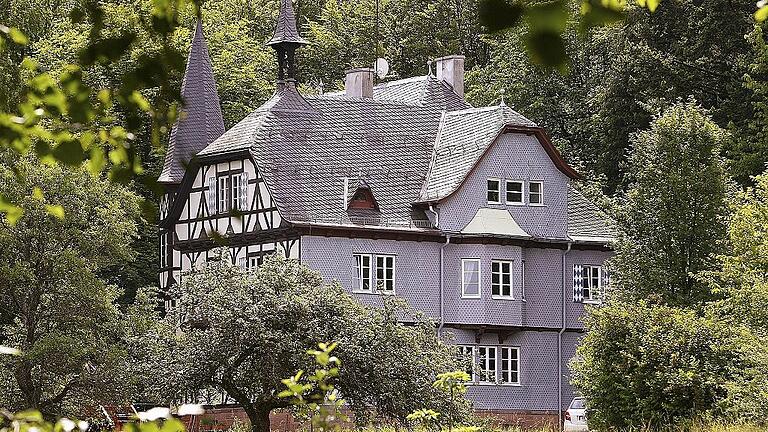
[529,181,543,205]
[506,180,524,204]
[231,174,242,211]
[458,345,476,381]
[237,256,247,270]
[353,254,374,292]
[376,255,395,293]
[218,176,230,213]
[491,260,513,298]
[521,259,526,301]
[582,265,602,302]
[487,178,501,204]
[160,232,167,268]
[461,258,481,298]
[501,347,520,385]
[478,346,497,384]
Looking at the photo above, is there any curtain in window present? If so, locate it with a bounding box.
[239,172,249,210]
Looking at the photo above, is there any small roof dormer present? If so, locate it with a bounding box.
[158,19,225,185]
[347,180,379,211]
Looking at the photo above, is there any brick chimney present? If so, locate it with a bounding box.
[435,55,465,98]
[345,68,374,98]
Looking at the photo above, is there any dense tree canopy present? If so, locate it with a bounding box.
[0,154,145,417]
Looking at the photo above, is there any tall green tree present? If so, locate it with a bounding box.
[162,253,470,432]
[612,102,729,306]
[0,155,144,417]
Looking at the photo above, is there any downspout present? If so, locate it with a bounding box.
[439,234,450,337]
[559,242,572,431]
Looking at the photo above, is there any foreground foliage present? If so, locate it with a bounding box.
[0,155,148,417]
[161,253,470,432]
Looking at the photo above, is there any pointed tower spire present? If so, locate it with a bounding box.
[267,0,308,82]
[158,19,225,185]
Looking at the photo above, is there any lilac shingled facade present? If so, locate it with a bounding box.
[438,133,569,239]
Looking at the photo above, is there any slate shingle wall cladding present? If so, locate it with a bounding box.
[438,133,569,239]
[447,328,580,411]
[300,235,442,317]
[443,243,524,326]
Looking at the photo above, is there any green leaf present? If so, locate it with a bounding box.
[581,0,626,31]
[525,30,569,73]
[478,0,524,32]
[525,0,569,33]
[52,138,86,166]
[0,195,23,225]
[756,5,768,21]
[45,204,65,219]
[8,27,28,45]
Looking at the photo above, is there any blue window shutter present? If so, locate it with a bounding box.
[573,264,583,302]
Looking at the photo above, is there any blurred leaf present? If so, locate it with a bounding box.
[52,138,86,166]
[756,4,768,21]
[0,195,23,225]
[32,187,44,200]
[79,34,136,66]
[525,30,568,72]
[525,0,569,33]
[478,0,524,32]
[581,0,626,30]
[636,0,660,12]
[45,204,65,219]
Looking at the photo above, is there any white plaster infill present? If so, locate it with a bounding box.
[461,208,531,238]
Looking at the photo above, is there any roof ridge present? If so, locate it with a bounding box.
[373,75,428,88]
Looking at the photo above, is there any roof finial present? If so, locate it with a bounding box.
[499,88,506,106]
[267,0,309,83]
[427,59,433,77]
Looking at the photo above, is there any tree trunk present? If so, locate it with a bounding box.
[245,405,271,432]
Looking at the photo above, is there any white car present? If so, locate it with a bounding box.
[564,397,588,432]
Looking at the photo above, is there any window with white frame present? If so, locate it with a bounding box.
[160,233,167,268]
[582,265,602,302]
[506,180,524,204]
[478,346,497,383]
[457,345,476,381]
[353,254,373,292]
[461,258,481,298]
[231,174,242,211]
[238,256,247,270]
[248,255,263,270]
[218,176,230,213]
[376,255,395,293]
[529,181,543,205]
[501,347,520,384]
[487,179,501,204]
[491,260,513,298]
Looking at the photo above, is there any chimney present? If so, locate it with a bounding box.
[345,68,374,98]
[435,55,465,98]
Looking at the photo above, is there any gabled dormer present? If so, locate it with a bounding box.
[347,180,379,211]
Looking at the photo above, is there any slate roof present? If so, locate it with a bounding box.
[267,0,308,46]
[419,104,537,202]
[196,79,614,241]
[159,20,225,184]
[567,186,618,241]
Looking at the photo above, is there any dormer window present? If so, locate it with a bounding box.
[487,179,501,204]
[529,181,543,205]
[349,188,377,209]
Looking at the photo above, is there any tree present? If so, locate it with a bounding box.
[163,253,470,432]
[0,154,144,417]
[570,301,757,429]
[611,102,730,306]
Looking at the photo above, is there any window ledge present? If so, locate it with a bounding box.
[500,383,522,387]
[507,202,525,206]
[461,295,482,299]
[582,300,602,305]
[528,203,546,207]
[352,290,397,296]
[492,296,515,301]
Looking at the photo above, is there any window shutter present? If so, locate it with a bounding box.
[601,267,610,299]
[239,172,249,210]
[206,177,216,214]
[573,264,584,302]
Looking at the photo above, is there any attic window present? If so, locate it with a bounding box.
[349,188,378,209]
